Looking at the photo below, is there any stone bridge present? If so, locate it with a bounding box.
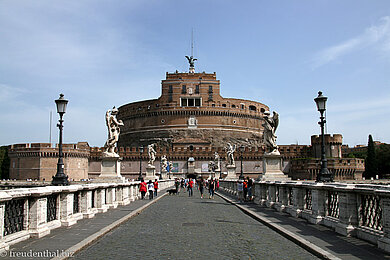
[0,180,390,259]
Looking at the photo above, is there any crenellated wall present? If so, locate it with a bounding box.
[8,143,90,181]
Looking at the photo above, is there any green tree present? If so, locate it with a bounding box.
[377,143,390,179]
[0,146,10,179]
[364,134,377,179]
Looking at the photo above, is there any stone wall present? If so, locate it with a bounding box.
[8,143,90,181]
[0,180,174,252]
[219,180,390,253]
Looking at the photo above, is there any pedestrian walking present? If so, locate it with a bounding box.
[188,178,193,197]
[243,178,248,201]
[139,179,147,199]
[198,178,204,199]
[209,178,215,199]
[175,178,180,193]
[237,179,244,202]
[247,177,253,201]
[154,179,159,197]
[148,180,154,200]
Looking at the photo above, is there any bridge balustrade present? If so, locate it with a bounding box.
[0,180,174,252]
[219,180,390,253]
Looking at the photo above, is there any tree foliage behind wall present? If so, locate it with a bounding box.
[377,143,390,179]
[0,146,10,179]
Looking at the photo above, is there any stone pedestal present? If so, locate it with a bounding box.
[225,165,237,180]
[258,155,291,181]
[145,165,156,180]
[160,170,167,180]
[97,157,126,183]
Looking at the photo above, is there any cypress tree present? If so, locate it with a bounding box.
[0,146,10,179]
[365,135,377,179]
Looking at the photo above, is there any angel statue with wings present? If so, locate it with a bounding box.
[263,111,280,155]
[185,55,197,68]
[226,143,236,166]
[103,107,124,157]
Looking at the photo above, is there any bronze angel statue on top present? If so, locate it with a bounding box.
[185,55,197,68]
[263,111,280,155]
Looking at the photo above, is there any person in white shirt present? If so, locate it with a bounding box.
[148,180,154,200]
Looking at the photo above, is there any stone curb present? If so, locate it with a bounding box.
[216,192,341,260]
[51,192,169,260]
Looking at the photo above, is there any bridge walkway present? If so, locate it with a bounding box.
[4,187,390,260]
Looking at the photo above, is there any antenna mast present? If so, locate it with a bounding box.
[191,28,194,57]
[185,28,197,73]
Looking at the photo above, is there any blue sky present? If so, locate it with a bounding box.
[1,0,390,147]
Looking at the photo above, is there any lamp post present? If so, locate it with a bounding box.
[52,94,69,186]
[314,91,333,182]
[138,146,144,181]
[239,146,245,180]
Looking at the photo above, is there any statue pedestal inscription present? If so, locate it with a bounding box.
[259,155,291,181]
[145,165,156,180]
[97,157,126,183]
[225,165,237,180]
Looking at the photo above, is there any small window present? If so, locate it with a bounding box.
[232,104,236,108]
[249,105,256,111]
[260,108,265,113]
[222,104,227,107]
[161,119,165,124]
[212,104,215,107]
[168,85,173,93]
[182,98,187,106]
[241,104,245,109]
[233,120,236,124]
[195,85,200,94]
[208,86,213,93]
[182,85,186,94]
[195,98,201,106]
[188,99,194,106]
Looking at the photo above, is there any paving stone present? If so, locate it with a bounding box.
[75,189,318,260]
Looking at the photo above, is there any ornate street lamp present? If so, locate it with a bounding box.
[239,146,245,180]
[314,91,333,182]
[52,94,69,185]
[138,146,144,181]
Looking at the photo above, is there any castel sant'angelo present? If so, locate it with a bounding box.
[7,56,364,181]
[117,58,269,150]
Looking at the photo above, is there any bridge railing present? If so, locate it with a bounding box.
[219,180,390,253]
[0,180,174,252]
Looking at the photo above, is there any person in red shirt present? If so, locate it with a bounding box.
[188,178,193,197]
[243,179,248,202]
[154,179,159,197]
[139,179,147,199]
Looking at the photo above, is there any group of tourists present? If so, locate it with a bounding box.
[139,178,159,200]
[173,177,220,199]
[236,177,254,202]
[140,176,254,203]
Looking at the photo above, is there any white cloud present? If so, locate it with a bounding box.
[312,16,390,68]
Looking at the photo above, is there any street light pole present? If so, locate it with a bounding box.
[138,146,144,181]
[314,91,333,182]
[52,94,69,186]
[239,146,245,180]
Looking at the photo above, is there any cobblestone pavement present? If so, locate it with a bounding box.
[75,188,318,260]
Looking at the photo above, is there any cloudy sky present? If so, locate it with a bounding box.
[1,0,390,147]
